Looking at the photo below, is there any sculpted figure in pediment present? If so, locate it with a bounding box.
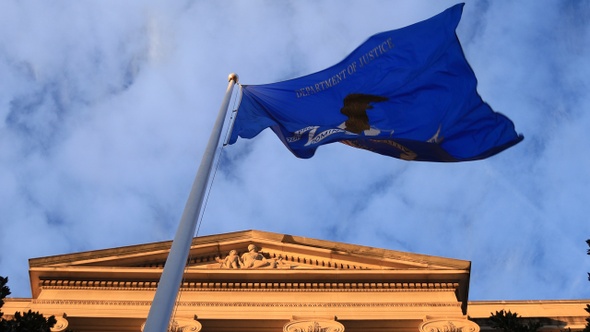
[241,244,275,268]
[242,244,280,269]
[215,249,241,269]
[215,244,283,269]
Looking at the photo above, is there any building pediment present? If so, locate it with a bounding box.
[3,230,584,332]
[28,230,471,314]
[30,230,469,271]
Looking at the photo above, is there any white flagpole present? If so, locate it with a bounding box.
[143,73,239,332]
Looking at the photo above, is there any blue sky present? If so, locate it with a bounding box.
[1,1,589,301]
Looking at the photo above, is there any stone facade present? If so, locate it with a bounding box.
[2,230,588,331]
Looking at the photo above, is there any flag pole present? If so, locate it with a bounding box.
[143,73,238,332]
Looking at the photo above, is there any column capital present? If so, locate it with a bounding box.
[284,319,345,332]
[50,314,69,332]
[419,317,480,332]
[141,318,202,332]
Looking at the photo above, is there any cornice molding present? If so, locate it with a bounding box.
[33,299,461,309]
[39,279,460,291]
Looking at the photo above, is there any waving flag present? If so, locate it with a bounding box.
[229,3,523,162]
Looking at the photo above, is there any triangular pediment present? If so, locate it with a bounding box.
[28,230,471,307]
[30,230,469,271]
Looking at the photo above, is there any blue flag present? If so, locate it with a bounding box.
[229,4,523,162]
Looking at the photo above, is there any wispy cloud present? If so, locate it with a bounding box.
[1,0,589,302]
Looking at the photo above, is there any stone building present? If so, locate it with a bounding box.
[2,230,588,331]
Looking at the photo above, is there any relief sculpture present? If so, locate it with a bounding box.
[215,244,282,269]
[216,249,241,269]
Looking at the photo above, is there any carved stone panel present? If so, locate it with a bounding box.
[214,244,284,269]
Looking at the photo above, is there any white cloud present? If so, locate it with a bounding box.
[0,0,589,302]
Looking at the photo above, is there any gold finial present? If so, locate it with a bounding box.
[228,73,239,83]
